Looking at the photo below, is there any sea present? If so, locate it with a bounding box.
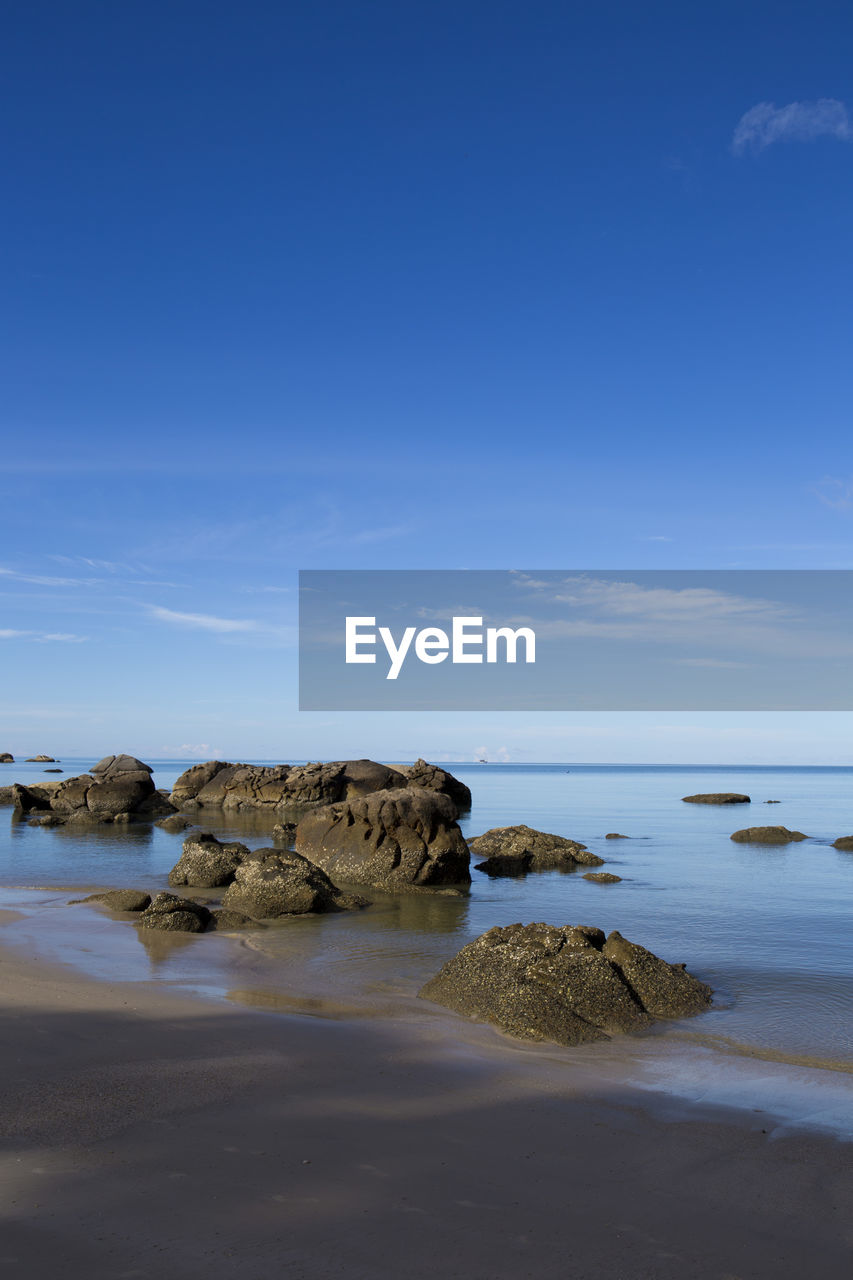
[2,760,853,1136]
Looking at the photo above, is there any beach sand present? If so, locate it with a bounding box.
[1,925,851,1280]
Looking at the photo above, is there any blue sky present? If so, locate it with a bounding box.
[2,1,853,762]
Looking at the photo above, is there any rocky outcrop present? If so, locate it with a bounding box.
[419,923,712,1046]
[730,826,807,844]
[25,755,56,762]
[296,787,471,891]
[168,757,468,816]
[168,833,249,888]
[683,793,750,805]
[394,759,472,810]
[583,872,622,883]
[221,849,367,918]
[469,826,604,877]
[11,756,175,823]
[0,752,14,763]
[136,892,211,933]
[77,890,152,912]
[832,836,853,851]
[605,833,629,839]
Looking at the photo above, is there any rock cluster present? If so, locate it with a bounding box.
[9,755,175,824]
[468,825,604,877]
[730,826,807,844]
[168,757,469,814]
[137,892,211,933]
[683,793,751,805]
[419,922,712,1046]
[166,831,366,919]
[25,755,56,762]
[295,787,470,890]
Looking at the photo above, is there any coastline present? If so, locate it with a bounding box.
[2,929,852,1278]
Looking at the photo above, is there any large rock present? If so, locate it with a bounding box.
[25,754,56,762]
[136,892,211,933]
[168,833,249,888]
[20,756,174,823]
[221,848,367,918]
[0,752,14,763]
[169,757,468,814]
[396,759,472,811]
[683,793,750,805]
[10,783,51,814]
[295,787,471,891]
[730,826,807,844]
[469,825,604,877]
[832,836,853,851]
[419,923,712,1046]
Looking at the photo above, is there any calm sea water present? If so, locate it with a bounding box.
[3,759,853,1129]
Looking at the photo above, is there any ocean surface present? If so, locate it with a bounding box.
[3,760,853,1134]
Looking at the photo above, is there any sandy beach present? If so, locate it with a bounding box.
[2,921,851,1280]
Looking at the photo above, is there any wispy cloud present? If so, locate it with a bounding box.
[144,605,259,634]
[813,476,853,510]
[0,629,88,642]
[732,98,852,154]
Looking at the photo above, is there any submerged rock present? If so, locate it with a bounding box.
[207,908,259,931]
[156,813,192,833]
[168,832,249,888]
[221,848,367,917]
[295,787,470,891]
[136,892,211,933]
[583,872,622,883]
[418,923,712,1046]
[682,793,751,805]
[605,833,629,839]
[469,825,604,877]
[78,889,152,912]
[730,826,808,844]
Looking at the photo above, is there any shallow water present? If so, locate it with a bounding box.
[2,759,853,1131]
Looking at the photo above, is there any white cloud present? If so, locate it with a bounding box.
[814,476,853,510]
[144,605,258,634]
[0,629,87,642]
[733,99,852,154]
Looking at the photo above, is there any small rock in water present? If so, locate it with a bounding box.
[730,826,807,844]
[583,872,622,883]
[604,833,629,839]
[470,825,604,876]
[832,835,853,851]
[136,892,211,933]
[682,793,751,805]
[77,889,152,912]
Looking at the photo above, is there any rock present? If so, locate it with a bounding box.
[583,872,622,883]
[28,813,59,827]
[169,757,470,814]
[207,908,259,931]
[91,754,153,778]
[78,890,152,912]
[730,826,808,844]
[11,783,51,813]
[50,775,95,815]
[168,833,249,888]
[419,923,711,1046]
[0,753,14,763]
[765,800,781,804]
[156,814,192,833]
[682,793,751,805]
[605,833,628,839]
[469,826,604,877]
[272,821,298,843]
[136,892,211,933]
[221,848,367,917]
[601,932,713,1018]
[396,759,472,811]
[832,836,853,851]
[43,768,63,773]
[25,755,56,762]
[296,787,470,890]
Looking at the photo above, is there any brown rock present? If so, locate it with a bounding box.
[730,826,808,844]
[469,825,604,876]
[221,848,367,917]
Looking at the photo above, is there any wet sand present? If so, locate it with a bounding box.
[1,935,851,1279]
